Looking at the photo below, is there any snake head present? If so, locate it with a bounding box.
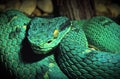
[28,16,71,54]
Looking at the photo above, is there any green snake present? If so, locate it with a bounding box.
[0,10,120,79]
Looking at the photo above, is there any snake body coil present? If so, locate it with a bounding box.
[0,10,68,79]
[0,10,120,79]
[55,18,120,79]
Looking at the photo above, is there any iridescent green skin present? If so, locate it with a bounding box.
[28,17,71,54]
[55,20,120,79]
[0,10,68,79]
[28,16,120,79]
[83,16,120,53]
[1,9,120,79]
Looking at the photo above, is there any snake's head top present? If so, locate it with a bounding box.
[28,17,71,54]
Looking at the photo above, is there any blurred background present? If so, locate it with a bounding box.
[0,0,120,18]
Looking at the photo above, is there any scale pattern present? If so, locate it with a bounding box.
[55,20,120,79]
[82,16,120,53]
[1,10,120,79]
[0,10,68,79]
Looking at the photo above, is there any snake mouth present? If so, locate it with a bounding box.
[33,46,54,54]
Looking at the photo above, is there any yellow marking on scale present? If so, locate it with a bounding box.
[43,71,49,79]
[88,44,99,50]
[81,49,92,54]
[84,49,92,53]
[10,16,18,22]
[49,63,55,67]
[23,25,27,29]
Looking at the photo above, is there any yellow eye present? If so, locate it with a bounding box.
[53,29,59,38]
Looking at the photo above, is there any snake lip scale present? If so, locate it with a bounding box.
[0,10,120,79]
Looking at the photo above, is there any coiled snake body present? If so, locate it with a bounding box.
[0,10,67,79]
[0,10,120,79]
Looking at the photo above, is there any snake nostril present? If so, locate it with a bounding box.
[47,40,52,43]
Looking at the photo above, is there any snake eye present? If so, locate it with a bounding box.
[53,29,59,38]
